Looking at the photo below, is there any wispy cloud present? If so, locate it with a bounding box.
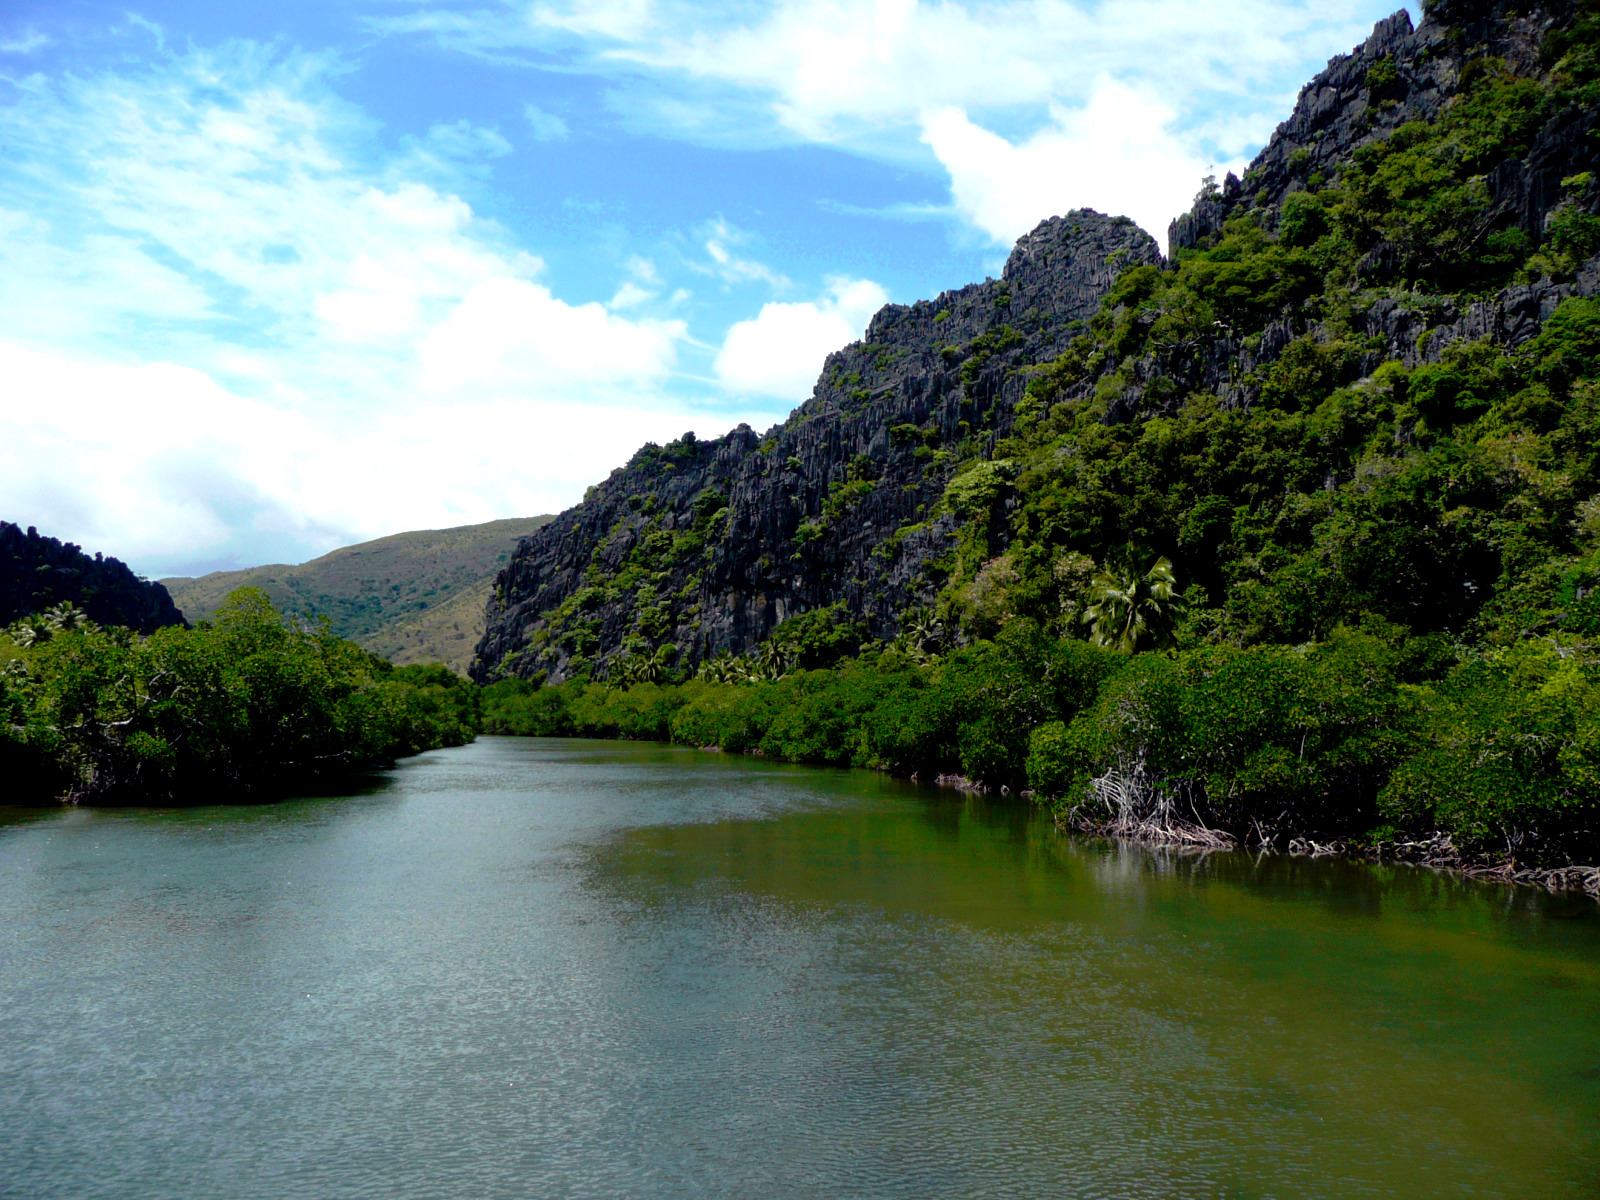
[377,0,1415,240]
[0,30,49,55]
[523,103,570,140]
[691,218,791,289]
[0,43,772,572]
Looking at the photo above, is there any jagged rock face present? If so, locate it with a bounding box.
[1172,1,1592,256]
[476,0,1598,685]
[473,211,1160,682]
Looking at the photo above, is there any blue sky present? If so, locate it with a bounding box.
[0,0,1418,576]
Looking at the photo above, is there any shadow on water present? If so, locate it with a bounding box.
[1,737,1597,1200]
[564,756,1600,1195]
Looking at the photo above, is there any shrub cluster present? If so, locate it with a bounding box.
[481,619,1600,867]
[1,588,477,803]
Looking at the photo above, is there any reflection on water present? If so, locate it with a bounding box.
[1,736,1596,1199]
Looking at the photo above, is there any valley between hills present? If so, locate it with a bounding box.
[160,516,552,674]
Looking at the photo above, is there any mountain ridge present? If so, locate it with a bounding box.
[475,0,1600,685]
[164,516,552,673]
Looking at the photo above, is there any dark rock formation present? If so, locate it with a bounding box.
[0,522,185,633]
[474,212,1160,681]
[476,0,1598,685]
[1172,1,1595,257]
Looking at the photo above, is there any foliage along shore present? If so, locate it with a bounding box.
[474,0,1600,898]
[1,588,478,805]
[481,609,1600,898]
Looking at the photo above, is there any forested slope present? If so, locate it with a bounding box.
[475,0,1600,883]
[165,516,551,673]
[476,0,1600,689]
[1,522,183,635]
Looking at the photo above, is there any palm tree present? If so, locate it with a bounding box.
[9,618,50,648]
[44,602,95,634]
[1082,554,1180,653]
[897,608,945,663]
[756,640,792,681]
[620,643,678,687]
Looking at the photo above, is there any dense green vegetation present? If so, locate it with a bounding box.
[480,619,1598,865]
[2,588,477,804]
[945,37,1600,649]
[162,515,552,674]
[482,29,1600,871]
[1,521,184,634]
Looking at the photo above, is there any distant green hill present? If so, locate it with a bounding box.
[163,516,552,673]
[3,520,184,634]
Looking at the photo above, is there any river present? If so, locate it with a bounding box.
[2,736,1597,1198]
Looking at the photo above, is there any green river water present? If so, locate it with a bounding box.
[1,736,1597,1198]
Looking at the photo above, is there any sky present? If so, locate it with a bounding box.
[0,0,1419,577]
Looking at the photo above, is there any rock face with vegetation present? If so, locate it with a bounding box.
[468,0,1600,877]
[1,522,183,634]
[475,211,1162,682]
[480,0,1600,694]
[165,516,552,674]
[478,0,1600,687]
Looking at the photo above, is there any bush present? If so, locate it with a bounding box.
[481,678,575,736]
[1379,642,1600,863]
[1027,633,1420,839]
[4,587,474,803]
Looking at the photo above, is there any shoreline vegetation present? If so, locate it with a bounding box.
[3,586,1594,901]
[8,4,1600,907]
[479,616,1600,900]
[470,3,1600,903]
[2,588,477,805]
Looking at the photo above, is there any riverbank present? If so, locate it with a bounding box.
[2,588,478,804]
[481,621,1600,890]
[913,760,1600,900]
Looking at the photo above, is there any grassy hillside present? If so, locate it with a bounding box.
[163,516,551,673]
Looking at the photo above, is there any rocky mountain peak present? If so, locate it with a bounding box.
[472,212,1159,683]
[474,0,1600,686]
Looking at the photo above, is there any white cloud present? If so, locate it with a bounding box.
[715,276,888,400]
[923,79,1246,246]
[0,342,752,573]
[523,103,571,140]
[0,45,760,573]
[610,281,655,308]
[0,343,309,563]
[622,0,1390,137]
[383,0,1408,241]
[420,276,684,392]
[608,255,663,307]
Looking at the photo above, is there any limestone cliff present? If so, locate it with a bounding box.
[474,0,1600,684]
[473,212,1159,681]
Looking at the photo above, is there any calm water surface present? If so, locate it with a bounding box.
[2,736,1598,1198]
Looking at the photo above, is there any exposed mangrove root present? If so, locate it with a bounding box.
[1371,834,1600,898]
[1060,752,1235,850]
[1052,773,1599,900]
[1287,838,1347,858]
[928,760,1597,900]
[925,773,1020,796]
